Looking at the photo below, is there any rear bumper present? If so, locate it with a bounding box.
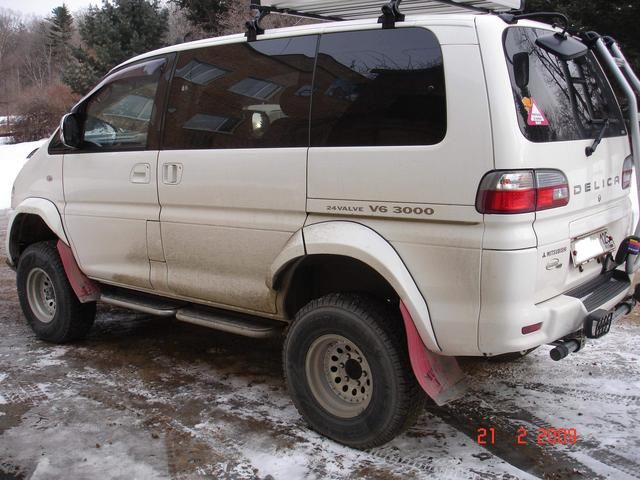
[477,248,633,356]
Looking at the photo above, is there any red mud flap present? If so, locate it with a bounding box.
[400,302,467,406]
[57,240,101,303]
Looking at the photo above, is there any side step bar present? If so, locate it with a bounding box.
[176,307,284,339]
[101,290,182,317]
[99,288,284,339]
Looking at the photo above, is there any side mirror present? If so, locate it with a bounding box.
[536,33,588,61]
[251,112,270,138]
[60,113,82,149]
[513,52,530,90]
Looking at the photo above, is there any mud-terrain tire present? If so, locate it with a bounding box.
[17,241,96,343]
[283,294,425,449]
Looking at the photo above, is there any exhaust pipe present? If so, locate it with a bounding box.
[550,295,637,361]
[549,339,582,361]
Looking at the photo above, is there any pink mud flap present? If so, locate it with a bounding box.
[400,301,467,406]
[57,240,101,303]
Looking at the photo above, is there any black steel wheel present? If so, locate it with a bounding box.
[283,294,425,449]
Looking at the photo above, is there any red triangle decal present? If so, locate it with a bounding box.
[527,99,549,126]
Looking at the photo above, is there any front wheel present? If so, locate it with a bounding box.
[17,241,96,343]
[283,294,425,449]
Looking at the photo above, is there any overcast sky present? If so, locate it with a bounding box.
[0,0,96,17]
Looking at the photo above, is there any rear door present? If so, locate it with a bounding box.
[63,57,171,289]
[501,26,633,300]
[157,36,316,313]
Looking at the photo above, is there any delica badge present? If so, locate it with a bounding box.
[522,97,549,127]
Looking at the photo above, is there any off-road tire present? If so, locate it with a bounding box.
[283,294,425,449]
[17,241,96,343]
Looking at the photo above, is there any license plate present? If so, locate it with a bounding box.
[571,230,615,267]
[584,309,614,339]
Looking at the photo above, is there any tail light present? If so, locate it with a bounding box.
[622,156,633,190]
[535,170,570,211]
[477,169,570,214]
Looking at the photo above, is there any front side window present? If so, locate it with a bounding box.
[311,28,447,147]
[163,36,318,150]
[504,27,625,143]
[83,58,166,150]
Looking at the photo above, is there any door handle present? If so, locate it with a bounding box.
[130,163,150,184]
[162,163,183,185]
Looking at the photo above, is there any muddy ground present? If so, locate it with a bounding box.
[1,212,639,480]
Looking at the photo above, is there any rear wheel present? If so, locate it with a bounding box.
[283,294,425,449]
[17,241,96,343]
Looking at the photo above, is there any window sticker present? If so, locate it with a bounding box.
[523,97,549,127]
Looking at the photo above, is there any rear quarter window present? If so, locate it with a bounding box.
[504,27,626,143]
[311,27,447,147]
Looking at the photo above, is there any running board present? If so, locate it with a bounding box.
[100,290,183,317]
[176,307,284,339]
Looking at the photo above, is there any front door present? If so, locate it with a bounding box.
[63,57,170,289]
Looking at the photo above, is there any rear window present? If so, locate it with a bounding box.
[504,27,626,143]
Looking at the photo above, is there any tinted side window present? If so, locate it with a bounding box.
[164,36,318,150]
[83,58,166,151]
[311,28,446,147]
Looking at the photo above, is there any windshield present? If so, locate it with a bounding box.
[504,27,626,143]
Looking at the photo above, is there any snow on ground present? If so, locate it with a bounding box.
[0,155,640,478]
[0,205,639,480]
[0,140,46,209]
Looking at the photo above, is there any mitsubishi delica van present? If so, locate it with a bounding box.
[6,0,640,448]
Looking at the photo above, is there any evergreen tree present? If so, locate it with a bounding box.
[63,0,169,94]
[47,4,73,64]
[169,0,229,35]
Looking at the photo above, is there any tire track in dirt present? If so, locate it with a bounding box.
[62,344,463,479]
[75,383,248,479]
[499,381,640,479]
[501,380,640,407]
[0,383,49,406]
[426,395,600,480]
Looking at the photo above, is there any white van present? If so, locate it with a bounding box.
[6,0,640,448]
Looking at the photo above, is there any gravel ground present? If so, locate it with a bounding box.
[1,210,639,480]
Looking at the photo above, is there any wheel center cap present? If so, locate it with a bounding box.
[44,287,54,300]
[344,358,363,380]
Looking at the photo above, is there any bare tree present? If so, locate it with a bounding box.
[167,4,207,43]
[220,0,318,36]
[21,19,56,89]
[0,9,21,70]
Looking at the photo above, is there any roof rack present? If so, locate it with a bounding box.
[246,0,524,40]
[255,0,523,21]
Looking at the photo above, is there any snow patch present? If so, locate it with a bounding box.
[32,347,68,368]
[242,449,311,479]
